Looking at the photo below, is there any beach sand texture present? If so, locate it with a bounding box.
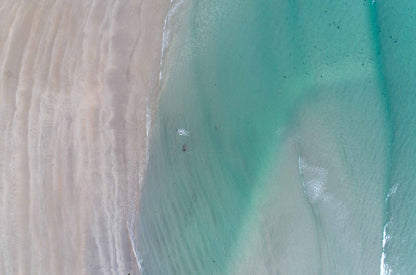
[0,0,167,274]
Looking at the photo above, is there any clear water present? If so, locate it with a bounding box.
[137,0,415,274]
[374,1,416,274]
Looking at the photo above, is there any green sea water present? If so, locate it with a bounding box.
[137,0,416,274]
[374,1,416,274]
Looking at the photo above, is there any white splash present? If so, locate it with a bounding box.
[386,184,398,202]
[380,183,398,274]
[138,258,144,272]
[297,156,328,203]
[176,128,190,136]
[380,223,392,275]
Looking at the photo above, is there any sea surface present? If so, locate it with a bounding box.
[137,0,416,274]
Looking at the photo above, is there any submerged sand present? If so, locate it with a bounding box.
[0,0,168,274]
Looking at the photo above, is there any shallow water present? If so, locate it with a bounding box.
[138,0,415,274]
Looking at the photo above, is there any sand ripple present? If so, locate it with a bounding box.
[0,0,167,274]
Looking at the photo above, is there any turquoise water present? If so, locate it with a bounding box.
[138,0,415,274]
[374,1,416,274]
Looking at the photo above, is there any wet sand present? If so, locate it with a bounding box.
[0,0,168,274]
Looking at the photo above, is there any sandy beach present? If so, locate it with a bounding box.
[0,0,168,274]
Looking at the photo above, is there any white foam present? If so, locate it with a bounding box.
[144,100,151,172]
[138,98,152,193]
[146,100,152,138]
[380,223,392,275]
[380,184,397,274]
[138,258,144,272]
[126,219,141,273]
[159,0,185,82]
[176,128,190,136]
[386,184,398,202]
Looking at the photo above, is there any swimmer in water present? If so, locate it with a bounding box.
[176,128,190,136]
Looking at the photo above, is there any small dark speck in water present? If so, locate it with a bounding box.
[215,125,219,130]
[182,145,187,152]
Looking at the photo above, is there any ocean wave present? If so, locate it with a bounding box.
[126,218,141,273]
[159,0,185,82]
[380,223,392,275]
[144,100,152,171]
[146,100,152,138]
[385,184,399,202]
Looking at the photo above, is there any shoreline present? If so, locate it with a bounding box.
[0,0,169,274]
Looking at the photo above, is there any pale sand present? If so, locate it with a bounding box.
[0,0,169,274]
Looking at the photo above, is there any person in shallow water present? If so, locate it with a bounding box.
[176,128,190,136]
[182,144,187,151]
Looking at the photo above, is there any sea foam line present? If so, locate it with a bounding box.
[159,0,185,82]
[140,100,151,189]
[385,184,398,202]
[126,218,142,272]
[379,183,398,275]
[380,223,392,275]
[133,2,186,270]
